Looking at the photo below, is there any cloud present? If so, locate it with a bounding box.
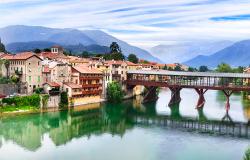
[1,0,250,49]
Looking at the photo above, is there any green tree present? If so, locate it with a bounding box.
[233,66,244,73]
[128,54,139,63]
[59,92,68,108]
[43,48,51,52]
[104,42,125,60]
[174,65,182,71]
[216,63,232,73]
[0,38,6,53]
[163,65,168,70]
[34,48,41,53]
[188,67,196,72]
[107,81,124,103]
[110,42,121,54]
[244,148,250,160]
[82,51,90,58]
[199,66,209,72]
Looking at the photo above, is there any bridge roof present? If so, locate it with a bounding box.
[128,70,250,78]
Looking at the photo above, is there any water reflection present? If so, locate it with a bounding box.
[0,89,250,153]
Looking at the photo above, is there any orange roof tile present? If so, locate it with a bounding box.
[44,82,60,87]
[125,61,138,66]
[3,52,41,60]
[105,60,126,65]
[64,82,82,89]
[73,65,102,74]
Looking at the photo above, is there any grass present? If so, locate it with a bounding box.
[0,105,39,113]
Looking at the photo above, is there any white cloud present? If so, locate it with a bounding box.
[1,0,250,49]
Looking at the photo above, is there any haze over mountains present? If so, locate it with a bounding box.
[0,25,161,62]
[150,41,234,64]
[184,40,250,68]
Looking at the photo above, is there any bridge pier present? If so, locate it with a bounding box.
[195,89,208,109]
[168,87,182,106]
[142,86,158,103]
[222,90,233,112]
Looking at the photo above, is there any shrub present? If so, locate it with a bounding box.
[59,92,68,108]
[2,94,41,108]
[107,81,124,103]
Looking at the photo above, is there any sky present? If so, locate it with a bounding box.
[1,0,250,50]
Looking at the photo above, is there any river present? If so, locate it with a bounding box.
[0,89,250,160]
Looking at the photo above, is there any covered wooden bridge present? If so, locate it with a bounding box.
[127,70,250,112]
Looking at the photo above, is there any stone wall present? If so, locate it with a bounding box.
[47,95,60,108]
[0,84,18,95]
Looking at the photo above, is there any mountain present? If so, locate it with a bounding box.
[0,25,161,62]
[6,41,110,54]
[151,41,233,63]
[184,40,250,68]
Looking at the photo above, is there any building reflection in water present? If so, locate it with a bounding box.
[0,95,249,152]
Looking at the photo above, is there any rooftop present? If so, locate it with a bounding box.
[128,70,250,78]
[44,82,60,87]
[64,82,82,89]
[73,64,102,74]
[3,52,42,60]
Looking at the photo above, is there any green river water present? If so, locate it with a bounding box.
[0,89,250,160]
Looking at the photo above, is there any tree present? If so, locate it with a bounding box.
[174,65,182,71]
[244,148,250,160]
[128,54,139,63]
[43,48,51,52]
[107,81,124,103]
[82,51,90,58]
[199,66,209,72]
[103,42,125,60]
[163,65,168,70]
[0,38,6,53]
[59,92,68,108]
[216,63,232,73]
[110,42,121,54]
[233,66,244,73]
[188,67,196,72]
[34,48,41,53]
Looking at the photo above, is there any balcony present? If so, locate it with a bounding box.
[82,90,102,95]
[80,76,103,80]
[82,84,102,88]
[72,92,83,96]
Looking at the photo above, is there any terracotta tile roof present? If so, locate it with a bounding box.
[3,52,41,60]
[0,53,11,59]
[38,52,58,59]
[64,82,82,89]
[126,61,138,66]
[73,64,102,74]
[44,82,60,87]
[105,60,127,65]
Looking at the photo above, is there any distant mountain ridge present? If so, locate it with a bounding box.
[150,41,233,63]
[6,41,110,54]
[0,25,161,62]
[184,40,250,68]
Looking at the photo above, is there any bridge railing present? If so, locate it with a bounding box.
[127,73,250,90]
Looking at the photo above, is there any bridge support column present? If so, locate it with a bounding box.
[195,88,208,109]
[142,86,158,103]
[222,90,233,112]
[168,87,182,106]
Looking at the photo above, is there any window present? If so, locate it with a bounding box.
[38,76,40,83]
[29,63,31,65]
[38,62,40,66]
[29,76,31,82]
